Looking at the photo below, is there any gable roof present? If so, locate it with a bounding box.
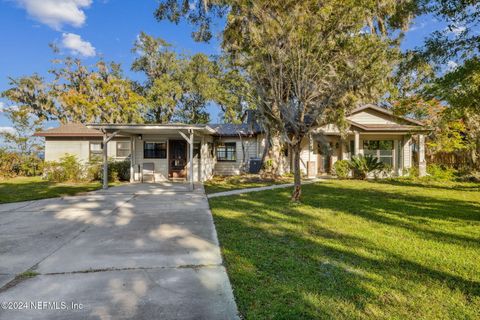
[34,123,103,137]
[348,121,423,132]
[349,104,424,126]
[34,105,424,138]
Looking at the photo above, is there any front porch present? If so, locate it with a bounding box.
[301,131,427,178]
[86,124,216,190]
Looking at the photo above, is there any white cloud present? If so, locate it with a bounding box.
[61,33,96,57]
[408,21,427,32]
[448,25,466,36]
[15,0,92,30]
[447,60,458,71]
[0,127,17,135]
[0,103,19,113]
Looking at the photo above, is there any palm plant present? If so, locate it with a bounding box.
[349,155,385,180]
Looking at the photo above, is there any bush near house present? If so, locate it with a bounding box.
[333,160,351,179]
[349,154,385,180]
[87,160,131,182]
[0,149,43,178]
[44,154,130,183]
[426,164,456,181]
[43,154,84,182]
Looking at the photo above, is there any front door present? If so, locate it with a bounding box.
[169,140,187,179]
[317,143,331,174]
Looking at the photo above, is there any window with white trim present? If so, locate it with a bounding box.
[144,141,166,159]
[363,140,394,166]
[116,141,131,158]
[216,142,236,161]
[89,142,103,162]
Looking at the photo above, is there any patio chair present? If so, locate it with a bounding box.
[142,162,155,183]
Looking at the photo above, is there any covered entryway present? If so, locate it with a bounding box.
[85,124,216,191]
[169,140,187,179]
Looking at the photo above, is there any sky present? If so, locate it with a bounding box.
[0,0,447,133]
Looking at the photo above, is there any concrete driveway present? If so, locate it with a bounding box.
[0,183,238,320]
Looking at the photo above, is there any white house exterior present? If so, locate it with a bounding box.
[35,105,427,188]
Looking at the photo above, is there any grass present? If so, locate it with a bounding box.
[209,179,480,319]
[0,176,121,204]
[204,174,294,194]
[17,270,39,279]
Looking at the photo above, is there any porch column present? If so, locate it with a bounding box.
[102,130,119,189]
[129,136,134,183]
[103,134,108,189]
[418,134,427,177]
[189,130,194,190]
[393,139,399,174]
[179,129,194,191]
[354,131,360,156]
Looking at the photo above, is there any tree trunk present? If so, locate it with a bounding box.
[291,142,302,202]
[260,130,270,166]
[269,133,283,176]
[238,133,247,173]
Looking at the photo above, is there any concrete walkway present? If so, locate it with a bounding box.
[207,178,325,198]
[0,183,238,320]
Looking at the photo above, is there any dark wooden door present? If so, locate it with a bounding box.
[169,140,187,179]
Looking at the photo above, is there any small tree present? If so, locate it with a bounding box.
[223,1,402,201]
[0,105,43,155]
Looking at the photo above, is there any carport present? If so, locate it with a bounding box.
[86,124,216,191]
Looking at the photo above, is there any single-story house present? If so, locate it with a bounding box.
[35,105,428,189]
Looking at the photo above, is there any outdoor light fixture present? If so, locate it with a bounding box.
[138,134,143,140]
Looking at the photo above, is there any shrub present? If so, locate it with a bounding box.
[0,150,43,178]
[0,150,21,178]
[19,155,43,176]
[86,162,102,181]
[403,166,419,179]
[456,171,480,183]
[333,160,350,179]
[87,159,130,182]
[426,164,456,181]
[43,154,84,182]
[349,155,384,180]
[110,160,131,181]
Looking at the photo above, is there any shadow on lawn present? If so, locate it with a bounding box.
[210,181,480,318]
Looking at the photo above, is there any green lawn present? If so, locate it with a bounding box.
[204,174,294,194]
[0,176,119,204]
[209,179,480,319]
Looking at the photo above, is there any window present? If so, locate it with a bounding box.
[144,141,166,159]
[193,143,201,159]
[363,140,394,166]
[89,142,103,162]
[216,142,236,161]
[116,141,131,158]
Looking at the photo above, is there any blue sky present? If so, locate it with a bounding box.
[0,0,445,131]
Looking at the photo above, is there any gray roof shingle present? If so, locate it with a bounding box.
[210,123,263,137]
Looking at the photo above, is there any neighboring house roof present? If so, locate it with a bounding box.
[34,123,103,137]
